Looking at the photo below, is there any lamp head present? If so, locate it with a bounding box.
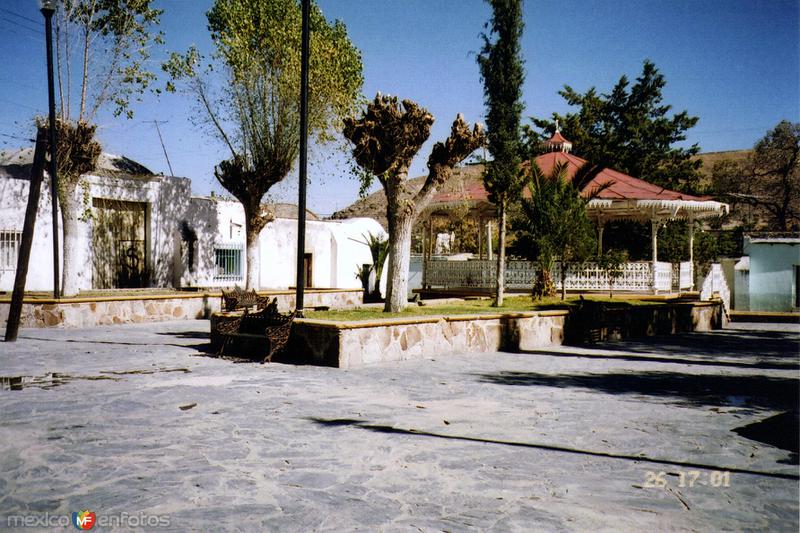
[39,0,57,15]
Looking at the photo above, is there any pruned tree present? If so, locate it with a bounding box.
[164,0,363,288]
[477,0,525,306]
[712,120,799,231]
[516,161,599,300]
[44,0,164,295]
[344,94,485,312]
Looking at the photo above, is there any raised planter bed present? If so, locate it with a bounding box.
[210,300,725,368]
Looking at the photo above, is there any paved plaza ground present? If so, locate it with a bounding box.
[0,320,798,531]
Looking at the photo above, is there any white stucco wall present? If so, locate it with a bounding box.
[0,171,190,292]
[181,197,386,291]
[743,237,800,312]
[0,173,57,291]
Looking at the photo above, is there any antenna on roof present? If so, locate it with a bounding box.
[146,120,174,176]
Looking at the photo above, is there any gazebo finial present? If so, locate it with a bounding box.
[545,121,572,153]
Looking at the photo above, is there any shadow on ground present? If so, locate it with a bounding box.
[522,349,799,371]
[474,370,798,411]
[307,417,799,481]
[593,329,798,360]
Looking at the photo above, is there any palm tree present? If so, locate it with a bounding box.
[517,161,606,300]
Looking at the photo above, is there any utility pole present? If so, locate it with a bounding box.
[42,1,60,299]
[294,0,310,314]
[5,131,47,342]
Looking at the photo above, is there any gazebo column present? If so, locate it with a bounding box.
[687,214,695,290]
[486,220,493,261]
[651,218,659,294]
[421,217,429,289]
[477,216,483,259]
[596,218,605,256]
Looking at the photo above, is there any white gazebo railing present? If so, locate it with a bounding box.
[426,259,683,293]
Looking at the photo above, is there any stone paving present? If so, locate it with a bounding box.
[0,320,798,532]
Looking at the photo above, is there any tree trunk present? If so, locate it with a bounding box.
[244,220,260,290]
[494,199,506,307]
[60,184,82,296]
[385,214,413,312]
[560,261,567,300]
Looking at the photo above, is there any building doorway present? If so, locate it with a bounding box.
[303,253,313,288]
[92,198,148,289]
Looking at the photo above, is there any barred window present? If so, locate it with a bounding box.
[214,243,243,281]
[0,230,22,271]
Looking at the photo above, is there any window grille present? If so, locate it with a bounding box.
[214,243,244,282]
[0,230,22,271]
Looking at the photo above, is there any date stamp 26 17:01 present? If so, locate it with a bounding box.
[644,470,731,488]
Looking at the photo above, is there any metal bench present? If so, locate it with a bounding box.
[220,286,271,312]
[215,297,296,363]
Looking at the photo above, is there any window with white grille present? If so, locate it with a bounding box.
[214,243,243,281]
[0,230,22,271]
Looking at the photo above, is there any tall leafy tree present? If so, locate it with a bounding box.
[525,60,701,192]
[712,120,799,231]
[165,0,363,288]
[343,94,484,312]
[477,0,525,306]
[41,0,163,296]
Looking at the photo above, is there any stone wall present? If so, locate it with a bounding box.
[284,311,569,369]
[0,289,363,329]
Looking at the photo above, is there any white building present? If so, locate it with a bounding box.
[0,150,385,293]
[179,197,385,291]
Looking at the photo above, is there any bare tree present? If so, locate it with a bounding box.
[344,94,484,312]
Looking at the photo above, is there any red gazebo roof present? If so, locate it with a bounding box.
[427,152,727,221]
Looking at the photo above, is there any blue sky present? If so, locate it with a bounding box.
[1,0,798,215]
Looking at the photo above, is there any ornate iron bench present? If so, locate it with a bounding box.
[221,286,272,312]
[215,297,297,363]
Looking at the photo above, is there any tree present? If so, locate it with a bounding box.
[43,0,163,295]
[354,232,389,302]
[516,161,598,300]
[597,249,628,298]
[343,94,484,312]
[165,0,363,288]
[525,60,702,193]
[712,121,799,231]
[477,0,525,306]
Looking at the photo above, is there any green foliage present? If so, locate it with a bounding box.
[525,60,702,192]
[515,162,597,299]
[477,0,526,204]
[59,0,164,121]
[164,0,363,250]
[712,120,800,231]
[354,232,389,299]
[597,249,628,297]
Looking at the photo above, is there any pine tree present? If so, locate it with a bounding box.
[477,0,525,306]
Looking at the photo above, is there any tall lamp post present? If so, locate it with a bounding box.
[294,0,310,314]
[40,0,60,299]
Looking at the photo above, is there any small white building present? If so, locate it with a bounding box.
[179,197,385,291]
[0,150,385,294]
[1,149,190,292]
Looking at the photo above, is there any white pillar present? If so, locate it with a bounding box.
[487,220,493,261]
[597,219,605,256]
[651,219,659,293]
[422,218,429,289]
[687,214,695,290]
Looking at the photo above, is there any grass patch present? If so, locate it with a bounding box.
[305,294,660,322]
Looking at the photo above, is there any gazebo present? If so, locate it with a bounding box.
[420,130,729,294]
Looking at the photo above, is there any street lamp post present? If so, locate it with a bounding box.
[40,0,60,299]
[294,0,310,314]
